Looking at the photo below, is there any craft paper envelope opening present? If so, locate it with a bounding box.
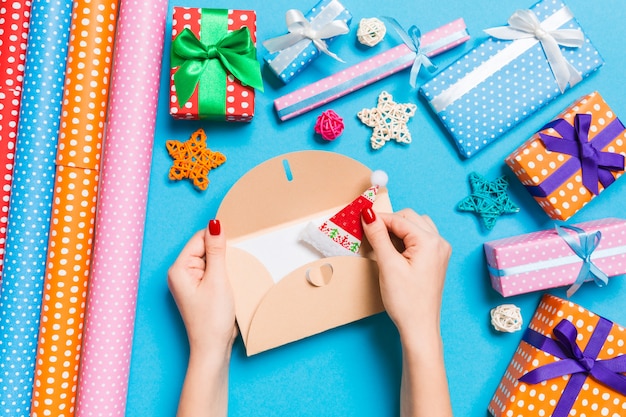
[216,151,392,355]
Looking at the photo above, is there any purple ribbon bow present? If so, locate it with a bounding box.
[539,113,625,195]
[520,317,626,417]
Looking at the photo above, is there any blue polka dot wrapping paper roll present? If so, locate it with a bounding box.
[419,0,604,159]
[0,0,73,416]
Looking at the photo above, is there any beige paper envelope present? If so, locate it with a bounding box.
[216,151,392,356]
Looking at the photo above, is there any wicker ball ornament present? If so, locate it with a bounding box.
[490,304,523,333]
[315,110,344,141]
[356,17,386,47]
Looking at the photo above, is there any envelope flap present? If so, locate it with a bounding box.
[225,247,274,345]
[216,151,376,239]
[245,257,384,356]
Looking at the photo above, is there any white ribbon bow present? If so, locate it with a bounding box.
[263,9,349,62]
[484,9,584,93]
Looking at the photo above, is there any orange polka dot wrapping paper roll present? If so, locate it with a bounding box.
[0,0,33,276]
[169,7,261,122]
[488,294,626,417]
[30,0,119,416]
[506,91,626,221]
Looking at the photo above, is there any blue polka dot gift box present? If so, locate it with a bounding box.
[484,217,626,298]
[262,0,352,84]
[488,294,626,417]
[419,0,603,159]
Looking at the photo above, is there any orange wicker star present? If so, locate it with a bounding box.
[166,128,226,190]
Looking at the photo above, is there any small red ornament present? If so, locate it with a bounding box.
[314,110,344,141]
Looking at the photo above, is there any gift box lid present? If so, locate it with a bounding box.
[419,0,603,158]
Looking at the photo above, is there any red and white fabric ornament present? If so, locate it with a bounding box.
[300,170,388,257]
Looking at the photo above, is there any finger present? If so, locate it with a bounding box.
[395,208,421,224]
[420,214,439,233]
[176,229,207,261]
[378,212,424,251]
[395,208,435,232]
[361,209,404,262]
[203,219,228,281]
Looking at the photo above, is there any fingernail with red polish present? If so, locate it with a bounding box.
[208,219,221,236]
[362,208,376,225]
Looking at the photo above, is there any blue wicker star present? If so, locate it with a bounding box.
[457,172,519,230]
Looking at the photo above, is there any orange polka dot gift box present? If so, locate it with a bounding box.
[488,294,626,417]
[169,8,264,121]
[484,218,626,298]
[506,91,626,221]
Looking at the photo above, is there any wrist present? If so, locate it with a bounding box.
[398,325,443,355]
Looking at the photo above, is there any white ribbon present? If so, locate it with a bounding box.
[430,6,583,113]
[484,8,584,93]
[263,9,349,62]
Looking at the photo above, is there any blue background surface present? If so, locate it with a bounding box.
[126,1,626,416]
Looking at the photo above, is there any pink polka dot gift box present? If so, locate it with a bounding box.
[419,0,604,158]
[484,218,626,297]
[169,8,263,121]
[489,293,626,417]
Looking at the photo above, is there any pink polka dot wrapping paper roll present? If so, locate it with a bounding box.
[74,0,168,415]
[484,218,626,297]
[0,0,33,276]
[30,0,119,416]
[0,0,73,415]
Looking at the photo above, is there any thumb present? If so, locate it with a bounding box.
[203,219,227,280]
[361,208,400,262]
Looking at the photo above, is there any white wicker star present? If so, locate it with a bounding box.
[357,91,417,150]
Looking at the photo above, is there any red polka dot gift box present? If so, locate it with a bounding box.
[484,217,626,298]
[506,91,626,221]
[488,294,626,417]
[170,8,263,121]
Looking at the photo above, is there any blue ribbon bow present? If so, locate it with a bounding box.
[539,114,625,195]
[383,17,437,88]
[520,317,626,417]
[555,224,609,297]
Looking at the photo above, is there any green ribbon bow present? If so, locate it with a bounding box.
[171,26,264,109]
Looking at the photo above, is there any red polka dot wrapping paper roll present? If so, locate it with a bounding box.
[169,7,259,121]
[30,0,119,416]
[0,0,33,276]
[73,0,168,415]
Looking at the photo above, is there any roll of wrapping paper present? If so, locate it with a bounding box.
[74,0,168,415]
[0,0,33,276]
[29,1,120,416]
[0,0,73,415]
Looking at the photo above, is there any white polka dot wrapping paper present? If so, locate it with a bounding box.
[484,217,626,298]
[263,0,352,84]
[506,91,626,221]
[74,0,167,415]
[169,8,260,122]
[0,0,32,275]
[419,0,604,159]
[488,294,626,417]
[0,0,73,416]
[29,0,120,415]
[274,18,470,122]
